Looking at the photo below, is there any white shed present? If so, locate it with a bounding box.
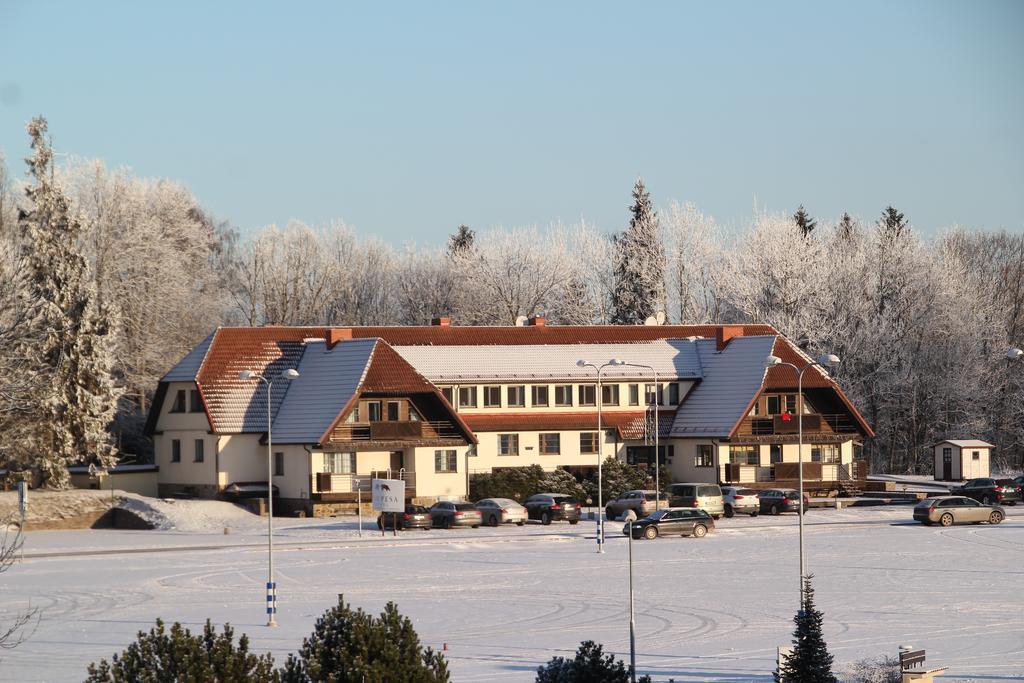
[933,440,993,481]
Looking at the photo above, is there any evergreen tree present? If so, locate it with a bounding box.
[877,206,907,242]
[585,456,649,510]
[447,224,475,257]
[775,575,836,683]
[281,595,449,683]
[84,618,277,682]
[536,640,652,683]
[15,117,122,488]
[610,178,665,324]
[837,212,857,241]
[793,205,817,238]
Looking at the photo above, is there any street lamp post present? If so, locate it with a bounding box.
[239,367,299,627]
[576,358,623,553]
[763,353,840,608]
[627,518,636,683]
[619,363,660,510]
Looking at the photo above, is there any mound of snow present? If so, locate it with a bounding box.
[117,495,264,532]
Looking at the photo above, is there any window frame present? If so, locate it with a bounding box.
[579,432,599,455]
[366,401,382,422]
[601,384,619,406]
[539,433,561,455]
[507,385,526,408]
[579,384,597,407]
[324,452,355,474]
[434,449,458,473]
[694,444,714,468]
[170,390,187,413]
[729,445,759,466]
[483,385,502,408]
[189,389,203,413]
[193,439,204,463]
[386,401,400,421]
[274,451,285,476]
[554,385,573,407]
[628,384,639,406]
[668,383,680,405]
[171,439,181,463]
[458,386,478,408]
[498,433,519,456]
[531,385,549,407]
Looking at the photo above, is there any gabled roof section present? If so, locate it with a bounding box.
[393,340,702,382]
[161,332,215,382]
[933,439,994,449]
[670,336,776,438]
[270,338,377,444]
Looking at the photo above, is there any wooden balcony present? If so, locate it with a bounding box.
[736,414,859,438]
[327,420,463,445]
[720,460,867,494]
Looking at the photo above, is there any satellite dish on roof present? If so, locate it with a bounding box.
[515,315,528,327]
[644,316,658,326]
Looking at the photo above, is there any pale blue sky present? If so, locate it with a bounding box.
[1,1,1021,243]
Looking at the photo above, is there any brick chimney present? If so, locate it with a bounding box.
[715,325,744,351]
[431,316,451,327]
[527,315,546,327]
[326,328,353,348]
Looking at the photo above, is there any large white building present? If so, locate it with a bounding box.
[145,320,873,515]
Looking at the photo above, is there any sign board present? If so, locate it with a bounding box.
[18,481,28,517]
[900,649,926,669]
[371,478,405,513]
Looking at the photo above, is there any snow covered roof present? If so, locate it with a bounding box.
[270,338,376,444]
[160,332,214,382]
[669,336,775,438]
[933,440,995,449]
[393,340,702,382]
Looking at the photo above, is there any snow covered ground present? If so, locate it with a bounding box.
[3,501,1023,682]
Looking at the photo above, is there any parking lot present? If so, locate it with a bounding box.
[4,505,1024,682]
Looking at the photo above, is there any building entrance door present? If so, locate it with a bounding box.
[390,450,405,472]
[942,448,952,480]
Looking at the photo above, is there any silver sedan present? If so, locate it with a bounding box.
[475,498,528,527]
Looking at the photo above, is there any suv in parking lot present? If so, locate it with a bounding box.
[523,493,580,525]
[605,490,668,521]
[721,486,759,518]
[665,483,724,519]
[951,478,1021,506]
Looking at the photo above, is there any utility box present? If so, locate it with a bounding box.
[932,440,992,481]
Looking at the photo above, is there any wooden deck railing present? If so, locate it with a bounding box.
[328,420,461,442]
[736,414,859,436]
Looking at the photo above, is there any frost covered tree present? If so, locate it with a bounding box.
[776,576,836,683]
[665,201,726,323]
[0,518,37,652]
[447,224,475,256]
[793,205,816,238]
[611,178,665,324]
[13,117,122,488]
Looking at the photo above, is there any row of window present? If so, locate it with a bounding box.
[169,389,204,414]
[748,393,814,417]
[170,439,204,463]
[321,450,460,474]
[726,444,840,465]
[496,432,599,456]
[441,383,681,410]
[346,400,423,423]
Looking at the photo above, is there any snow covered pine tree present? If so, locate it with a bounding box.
[611,178,665,324]
[15,117,122,488]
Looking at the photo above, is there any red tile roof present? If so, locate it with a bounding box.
[342,324,778,346]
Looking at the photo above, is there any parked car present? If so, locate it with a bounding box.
[377,504,431,530]
[950,478,1021,506]
[429,501,481,528]
[605,490,669,521]
[665,483,725,519]
[721,486,759,518]
[758,489,809,515]
[913,496,1005,526]
[522,493,580,525]
[622,508,715,540]
[475,498,528,526]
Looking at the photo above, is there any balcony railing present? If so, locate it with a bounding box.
[720,460,866,484]
[316,470,417,494]
[328,420,462,443]
[737,413,859,436]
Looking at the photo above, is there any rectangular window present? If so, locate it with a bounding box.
[767,396,781,415]
[729,445,759,466]
[554,385,573,407]
[194,439,204,463]
[366,401,382,422]
[434,449,458,472]
[324,452,355,474]
[694,444,714,467]
[189,389,203,413]
[441,386,454,405]
[580,432,599,454]
[579,384,597,406]
[810,444,839,463]
[539,433,561,455]
[785,394,797,413]
[668,383,680,405]
[972,451,980,461]
[170,390,186,413]
[171,439,181,463]
[483,386,501,407]
[770,444,783,463]
[386,401,400,421]
[628,384,639,406]
[531,385,549,407]
[601,384,620,406]
[274,451,284,476]
[507,385,526,408]
[498,434,519,456]
[459,386,478,408]
[644,384,660,406]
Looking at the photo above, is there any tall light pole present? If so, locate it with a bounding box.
[576,358,623,553]
[619,362,660,510]
[239,367,299,627]
[763,353,840,608]
[627,518,636,683]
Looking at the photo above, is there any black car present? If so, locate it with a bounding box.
[951,477,1021,506]
[377,504,431,530]
[623,508,715,539]
[522,493,581,525]
[758,489,809,515]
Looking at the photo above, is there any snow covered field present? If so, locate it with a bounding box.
[3,504,1023,682]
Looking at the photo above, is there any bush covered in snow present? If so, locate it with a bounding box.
[536,640,654,683]
[469,465,586,503]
